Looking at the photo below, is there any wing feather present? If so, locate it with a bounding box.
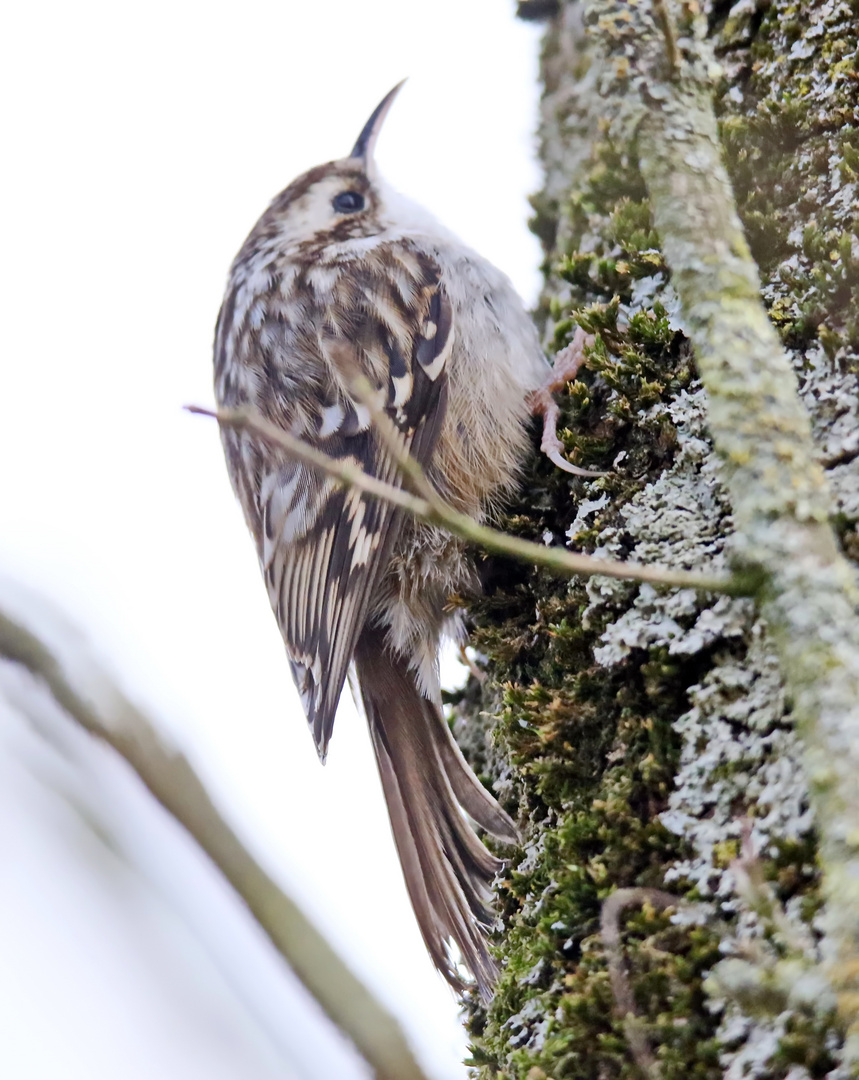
[218,245,453,760]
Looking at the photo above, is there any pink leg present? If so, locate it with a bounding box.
[528,327,606,478]
[458,644,487,685]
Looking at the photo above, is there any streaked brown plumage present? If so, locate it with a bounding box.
[213,84,554,996]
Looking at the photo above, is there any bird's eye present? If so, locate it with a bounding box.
[332,191,365,214]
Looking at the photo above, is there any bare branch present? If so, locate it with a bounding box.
[186,404,431,519]
[651,0,679,75]
[0,607,433,1080]
[189,404,751,597]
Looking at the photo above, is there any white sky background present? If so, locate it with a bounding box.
[0,2,542,1078]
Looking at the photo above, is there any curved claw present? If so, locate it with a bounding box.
[544,444,607,478]
[531,331,608,479]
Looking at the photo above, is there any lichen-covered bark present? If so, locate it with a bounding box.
[453,2,859,1078]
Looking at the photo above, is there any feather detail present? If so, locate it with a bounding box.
[217,243,453,760]
[213,139,547,996]
[353,628,516,999]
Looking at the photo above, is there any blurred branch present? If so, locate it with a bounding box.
[601,888,681,1080]
[187,404,751,597]
[0,607,432,1080]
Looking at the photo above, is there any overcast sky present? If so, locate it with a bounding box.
[0,3,542,1077]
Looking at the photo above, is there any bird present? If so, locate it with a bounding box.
[212,82,596,996]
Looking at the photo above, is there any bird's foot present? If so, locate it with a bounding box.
[459,644,487,685]
[529,327,606,478]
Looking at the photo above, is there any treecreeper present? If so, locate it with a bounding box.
[213,83,592,996]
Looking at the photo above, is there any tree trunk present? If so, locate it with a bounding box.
[455,2,859,1077]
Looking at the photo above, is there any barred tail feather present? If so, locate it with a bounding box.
[354,629,517,998]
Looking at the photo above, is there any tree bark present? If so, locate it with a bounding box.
[456,2,859,1077]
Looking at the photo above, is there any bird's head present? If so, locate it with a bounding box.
[256,82,410,252]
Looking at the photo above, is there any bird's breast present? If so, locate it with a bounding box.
[432,254,547,518]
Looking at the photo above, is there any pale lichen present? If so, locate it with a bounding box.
[455,0,859,1077]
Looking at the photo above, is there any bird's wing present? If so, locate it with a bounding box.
[222,247,454,760]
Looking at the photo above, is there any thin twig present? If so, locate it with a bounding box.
[0,607,432,1080]
[188,404,752,597]
[341,369,444,505]
[730,821,813,956]
[651,0,680,75]
[186,404,430,518]
[601,888,681,1080]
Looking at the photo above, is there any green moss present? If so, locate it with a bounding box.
[715,3,859,353]
[606,198,660,253]
[458,17,719,1076]
[460,1,854,1075]
[537,297,690,485]
[459,532,728,1076]
[771,1014,839,1078]
[765,835,822,907]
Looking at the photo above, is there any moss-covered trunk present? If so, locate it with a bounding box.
[454,2,859,1077]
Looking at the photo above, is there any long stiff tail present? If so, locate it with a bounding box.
[353,629,517,998]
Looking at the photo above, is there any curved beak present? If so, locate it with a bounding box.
[349,80,407,167]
